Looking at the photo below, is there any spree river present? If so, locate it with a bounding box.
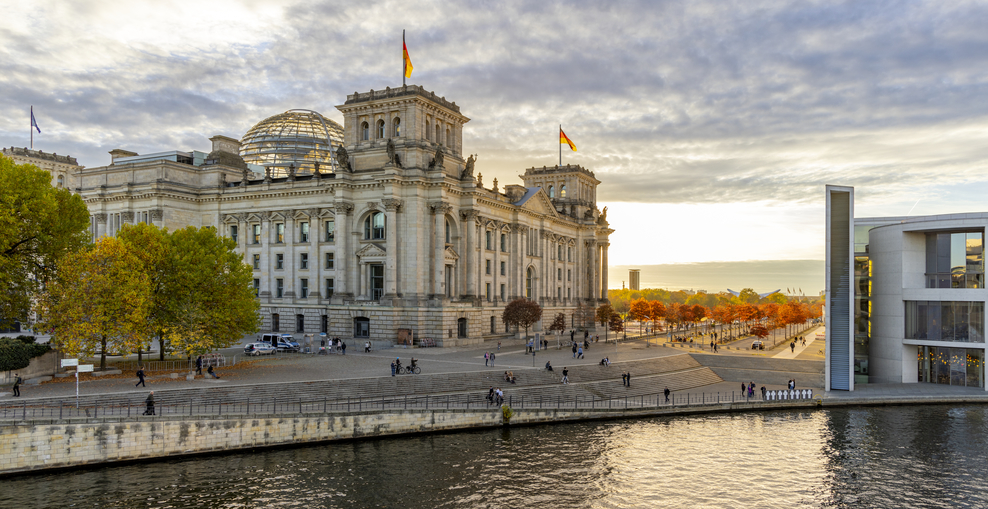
[4,405,988,508]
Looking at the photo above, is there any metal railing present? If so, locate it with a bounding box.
[0,389,815,422]
[113,355,238,373]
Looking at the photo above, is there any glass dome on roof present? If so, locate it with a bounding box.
[240,109,343,177]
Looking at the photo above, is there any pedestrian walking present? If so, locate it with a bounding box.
[490,352,495,367]
[664,387,671,403]
[144,391,155,415]
[710,340,714,350]
[391,360,396,377]
[561,367,569,384]
[135,367,146,387]
[365,341,371,353]
[485,352,490,366]
[791,341,796,353]
[11,373,21,397]
[626,371,631,387]
[195,355,203,376]
[497,341,501,352]
[341,340,346,355]
[577,346,584,359]
[571,330,576,343]
[572,343,577,358]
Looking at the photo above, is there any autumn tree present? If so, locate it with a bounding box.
[628,298,651,336]
[0,156,90,328]
[503,298,543,339]
[548,312,567,335]
[37,237,151,370]
[596,303,615,328]
[608,312,624,336]
[750,324,770,340]
[116,223,171,363]
[649,300,666,333]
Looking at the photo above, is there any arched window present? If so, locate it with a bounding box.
[377,119,386,139]
[361,122,369,141]
[561,185,567,197]
[526,267,535,299]
[364,212,385,240]
[426,120,431,141]
[445,219,451,244]
[436,124,441,144]
[457,317,467,338]
[393,117,401,137]
[446,128,451,148]
[56,174,64,187]
[549,186,555,198]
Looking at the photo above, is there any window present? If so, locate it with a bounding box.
[57,174,64,187]
[925,232,984,288]
[296,313,305,332]
[426,118,432,140]
[486,260,491,275]
[500,284,506,301]
[361,122,369,141]
[500,261,506,276]
[526,268,535,298]
[320,315,328,333]
[325,278,334,297]
[272,313,280,332]
[230,225,238,243]
[300,279,309,298]
[445,219,451,244]
[377,119,385,139]
[300,253,308,270]
[365,212,385,240]
[549,186,555,198]
[354,317,370,337]
[558,245,563,260]
[446,128,452,148]
[457,317,467,338]
[568,247,572,262]
[436,124,441,144]
[568,269,571,281]
[393,117,401,137]
[557,287,561,299]
[253,254,260,270]
[561,185,567,197]
[558,268,562,281]
[325,252,335,269]
[276,279,284,298]
[486,283,491,301]
[491,316,496,334]
[276,223,285,243]
[501,234,507,252]
[253,278,259,296]
[300,222,309,242]
[252,224,261,244]
[486,231,492,250]
[567,288,571,299]
[325,220,335,242]
[906,301,985,342]
[370,264,384,300]
[276,254,284,269]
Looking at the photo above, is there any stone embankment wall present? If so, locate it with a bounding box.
[0,401,821,476]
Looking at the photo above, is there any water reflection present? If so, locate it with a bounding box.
[3,406,988,508]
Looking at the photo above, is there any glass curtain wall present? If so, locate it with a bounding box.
[926,232,984,288]
[918,346,984,388]
[905,301,985,342]
[854,225,874,384]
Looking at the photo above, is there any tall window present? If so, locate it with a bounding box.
[325,278,334,297]
[393,117,401,137]
[361,122,369,141]
[354,317,370,337]
[436,124,441,144]
[300,253,308,270]
[486,283,491,301]
[500,284,506,301]
[486,260,491,275]
[252,224,261,244]
[321,315,328,333]
[486,231,492,250]
[926,232,984,288]
[300,221,309,242]
[253,278,259,296]
[276,254,284,269]
[445,219,451,244]
[491,316,496,334]
[549,186,555,198]
[526,268,535,299]
[272,313,280,332]
[500,261,506,276]
[365,212,385,240]
[446,128,452,148]
[57,175,64,187]
[325,220,335,242]
[370,264,384,300]
[325,252,334,269]
[296,313,305,332]
[230,225,238,244]
[377,119,386,139]
[568,247,572,262]
[568,269,571,281]
[558,268,562,281]
[558,245,563,260]
[300,279,309,298]
[561,185,567,197]
[501,233,507,252]
[276,279,284,298]
[276,223,285,243]
[253,254,260,269]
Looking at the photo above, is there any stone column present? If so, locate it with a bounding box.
[586,240,598,301]
[492,223,501,303]
[260,213,271,300]
[93,213,107,239]
[601,242,609,300]
[462,210,479,299]
[431,203,452,298]
[283,211,295,301]
[309,209,320,298]
[334,203,353,297]
[383,199,402,297]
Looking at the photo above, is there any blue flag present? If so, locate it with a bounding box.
[31,106,40,133]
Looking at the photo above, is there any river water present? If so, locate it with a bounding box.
[4,405,988,508]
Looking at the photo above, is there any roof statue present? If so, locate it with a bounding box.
[386,138,402,168]
[461,153,477,179]
[428,147,444,171]
[335,146,352,172]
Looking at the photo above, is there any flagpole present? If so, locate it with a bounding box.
[30,106,33,150]
[403,30,406,87]
[559,124,562,166]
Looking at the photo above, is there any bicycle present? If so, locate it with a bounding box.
[397,365,421,375]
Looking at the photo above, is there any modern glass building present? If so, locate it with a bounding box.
[826,185,987,390]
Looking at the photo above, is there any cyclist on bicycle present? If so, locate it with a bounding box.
[410,358,418,368]
[395,357,402,372]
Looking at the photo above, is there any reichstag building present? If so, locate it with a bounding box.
[12,85,614,346]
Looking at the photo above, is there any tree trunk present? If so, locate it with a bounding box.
[99,336,107,371]
[158,333,165,361]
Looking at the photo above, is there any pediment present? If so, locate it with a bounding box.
[356,243,387,258]
[520,189,558,217]
[444,246,459,262]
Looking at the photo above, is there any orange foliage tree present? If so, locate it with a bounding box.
[649,301,666,333]
[629,298,651,336]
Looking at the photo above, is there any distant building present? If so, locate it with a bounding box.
[1,146,82,189]
[629,269,640,290]
[826,185,986,392]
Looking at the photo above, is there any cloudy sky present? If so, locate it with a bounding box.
[4,0,988,269]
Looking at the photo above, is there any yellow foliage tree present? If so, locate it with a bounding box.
[37,237,151,370]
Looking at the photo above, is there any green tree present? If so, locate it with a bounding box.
[116,223,170,363]
[502,298,543,339]
[0,337,49,372]
[765,292,788,305]
[0,156,89,328]
[738,288,760,304]
[160,226,260,359]
[37,237,152,370]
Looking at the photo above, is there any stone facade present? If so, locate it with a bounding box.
[1,146,82,189]
[75,84,613,346]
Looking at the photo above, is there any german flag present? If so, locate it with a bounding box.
[560,128,577,152]
[403,38,413,78]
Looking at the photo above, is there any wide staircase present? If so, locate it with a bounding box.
[0,354,723,413]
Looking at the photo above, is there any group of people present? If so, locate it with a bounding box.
[787,379,797,390]
[598,357,610,366]
[486,386,505,406]
[571,342,585,359]
[621,371,632,387]
[390,357,417,376]
[503,371,516,384]
[320,337,347,355]
[741,381,769,399]
[484,351,497,366]
[194,356,222,379]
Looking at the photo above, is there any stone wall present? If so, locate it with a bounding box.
[0,401,819,476]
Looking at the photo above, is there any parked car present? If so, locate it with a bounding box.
[275,339,299,352]
[244,342,277,356]
[751,340,764,350]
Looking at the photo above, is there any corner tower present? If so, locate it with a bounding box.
[337,85,470,176]
[520,164,601,221]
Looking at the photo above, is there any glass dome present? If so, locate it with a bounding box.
[240,109,344,177]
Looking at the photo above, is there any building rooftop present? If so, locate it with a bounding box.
[344,85,460,113]
[2,147,79,165]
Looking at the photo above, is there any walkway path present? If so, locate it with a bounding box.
[772,325,823,359]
